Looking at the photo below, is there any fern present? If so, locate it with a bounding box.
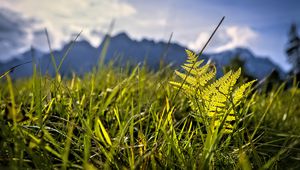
[170,49,255,133]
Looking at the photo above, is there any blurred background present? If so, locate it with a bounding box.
[0,0,300,79]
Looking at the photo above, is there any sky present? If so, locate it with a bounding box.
[0,0,299,71]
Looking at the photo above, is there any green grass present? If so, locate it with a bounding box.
[1,20,300,169]
[1,58,300,169]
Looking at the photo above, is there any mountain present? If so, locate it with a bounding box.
[0,49,44,78]
[0,32,285,79]
[208,48,285,79]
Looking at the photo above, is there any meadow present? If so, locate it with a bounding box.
[1,18,300,169]
[1,46,300,170]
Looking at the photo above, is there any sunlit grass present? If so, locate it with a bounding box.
[1,59,300,169]
[1,17,300,169]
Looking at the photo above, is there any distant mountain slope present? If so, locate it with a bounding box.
[0,32,285,79]
[208,48,285,79]
[98,33,194,68]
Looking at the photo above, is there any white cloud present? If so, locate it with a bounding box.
[214,26,258,52]
[188,32,210,51]
[1,0,137,51]
[188,26,258,52]
[136,18,167,27]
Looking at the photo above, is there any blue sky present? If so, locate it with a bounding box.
[0,0,299,71]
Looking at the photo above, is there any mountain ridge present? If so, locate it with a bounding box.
[0,32,285,79]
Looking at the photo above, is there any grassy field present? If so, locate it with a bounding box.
[1,49,300,170]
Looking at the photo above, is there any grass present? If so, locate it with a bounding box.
[1,58,300,169]
[1,17,300,169]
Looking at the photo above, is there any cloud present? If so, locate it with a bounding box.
[214,26,258,52]
[0,0,137,54]
[188,26,258,52]
[0,8,33,61]
[136,18,167,27]
[188,32,210,51]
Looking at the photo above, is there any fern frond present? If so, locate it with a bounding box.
[183,60,204,69]
[197,66,216,87]
[185,49,198,63]
[170,49,255,134]
[218,69,241,95]
[202,70,232,100]
[196,63,211,76]
[174,70,198,87]
[229,68,241,87]
[169,81,194,95]
[182,62,203,75]
[233,80,256,105]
